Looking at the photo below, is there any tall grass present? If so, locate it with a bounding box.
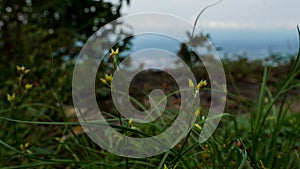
[0,29,300,169]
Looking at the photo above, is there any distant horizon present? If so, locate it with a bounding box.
[208,29,299,59]
[121,30,298,61]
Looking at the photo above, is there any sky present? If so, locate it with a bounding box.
[106,0,300,58]
[120,0,299,31]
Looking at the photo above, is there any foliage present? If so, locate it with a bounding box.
[0,0,131,95]
[0,39,299,168]
[0,0,132,106]
[0,0,129,60]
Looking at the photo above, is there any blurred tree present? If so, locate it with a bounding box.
[177,32,213,68]
[0,0,130,65]
[0,0,131,105]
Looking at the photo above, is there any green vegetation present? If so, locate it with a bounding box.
[0,1,300,168]
[1,41,300,168]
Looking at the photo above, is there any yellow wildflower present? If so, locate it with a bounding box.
[16,65,30,74]
[20,142,32,154]
[100,78,107,84]
[20,142,30,151]
[100,74,113,86]
[128,118,133,127]
[17,66,25,72]
[25,83,33,90]
[194,124,202,131]
[7,93,16,103]
[197,80,207,91]
[194,107,201,116]
[110,48,119,56]
[188,79,194,88]
[105,74,113,82]
[162,164,176,169]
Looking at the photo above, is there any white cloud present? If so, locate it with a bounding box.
[200,20,297,31]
